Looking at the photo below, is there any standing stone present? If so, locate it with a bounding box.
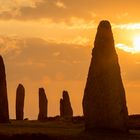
[0,55,9,123]
[60,90,73,118]
[16,84,25,120]
[38,88,48,120]
[83,20,128,132]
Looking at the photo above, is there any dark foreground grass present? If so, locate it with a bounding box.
[0,120,140,140]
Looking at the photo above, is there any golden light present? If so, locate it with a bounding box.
[116,35,140,54]
[133,35,140,53]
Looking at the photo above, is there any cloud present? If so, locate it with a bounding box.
[1,0,139,22]
[4,36,90,118]
[114,23,140,30]
[0,36,139,82]
[1,36,139,118]
[55,1,66,9]
[0,0,41,18]
[116,43,136,53]
[116,49,140,82]
[3,37,91,82]
[1,36,139,84]
[0,0,94,21]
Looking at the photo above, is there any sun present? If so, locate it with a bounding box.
[133,36,140,53]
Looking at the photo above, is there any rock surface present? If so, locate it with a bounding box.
[16,84,25,120]
[38,88,48,120]
[0,55,9,123]
[83,20,128,131]
[60,90,73,118]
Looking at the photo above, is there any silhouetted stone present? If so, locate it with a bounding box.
[0,55,9,123]
[16,84,25,120]
[38,88,48,121]
[60,90,73,118]
[83,20,128,132]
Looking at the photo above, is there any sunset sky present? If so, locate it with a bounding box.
[0,0,140,119]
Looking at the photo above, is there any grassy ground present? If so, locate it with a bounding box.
[0,120,140,140]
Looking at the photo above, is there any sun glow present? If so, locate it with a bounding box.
[133,36,140,53]
[116,35,140,54]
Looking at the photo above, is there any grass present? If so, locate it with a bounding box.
[0,120,140,140]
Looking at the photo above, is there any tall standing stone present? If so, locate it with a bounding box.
[0,55,9,123]
[83,20,128,132]
[60,90,73,118]
[16,84,25,120]
[38,88,48,120]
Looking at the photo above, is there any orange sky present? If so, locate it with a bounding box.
[0,0,140,119]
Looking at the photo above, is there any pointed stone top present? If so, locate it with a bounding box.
[18,84,24,88]
[98,20,111,29]
[62,90,68,98]
[93,20,115,55]
[39,88,46,96]
[39,87,45,92]
[17,84,25,95]
[96,20,113,38]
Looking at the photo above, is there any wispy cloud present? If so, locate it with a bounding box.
[113,23,140,30]
[116,43,140,54]
[116,43,133,53]
[0,0,41,18]
[55,1,66,9]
